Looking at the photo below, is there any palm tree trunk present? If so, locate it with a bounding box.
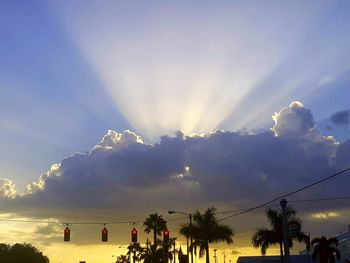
[279,241,284,263]
[205,242,210,263]
[153,229,157,248]
[153,226,157,261]
[320,253,328,263]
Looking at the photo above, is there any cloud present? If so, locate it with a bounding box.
[330,110,350,126]
[272,101,315,137]
[311,211,341,220]
[0,179,17,198]
[317,109,350,143]
[0,102,349,229]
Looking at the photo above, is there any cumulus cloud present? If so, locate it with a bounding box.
[317,109,350,143]
[272,101,315,137]
[0,102,349,226]
[0,179,17,198]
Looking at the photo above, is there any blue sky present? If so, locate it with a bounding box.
[1,1,350,262]
[2,1,350,190]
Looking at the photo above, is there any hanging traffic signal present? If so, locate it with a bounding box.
[163,228,169,242]
[131,228,137,243]
[64,227,70,242]
[102,227,108,242]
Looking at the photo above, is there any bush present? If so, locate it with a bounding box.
[0,243,49,263]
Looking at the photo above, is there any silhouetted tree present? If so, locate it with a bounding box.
[116,254,129,263]
[252,207,308,260]
[180,207,234,263]
[179,221,194,258]
[0,244,10,263]
[127,242,144,262]
[143,213,167,251]
[136,236,174,263]
[0,243,49,263]
[312,236,340,263]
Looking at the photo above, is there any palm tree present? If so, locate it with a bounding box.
[312,236,340,263]
[143,213,167,249]
[180,207,234,263]
[179,221,194,258]
[127,242,144,263]
[141,244,173,263]
[116,254,129,263]
[252,207,308,260]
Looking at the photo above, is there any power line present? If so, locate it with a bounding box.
[0,218,144,225]
[218,166,350,222]
[0,215,188,226]
[288,196,350,203]
[215,208,250,214]
[1,168,349,226]
[216,196,350,216]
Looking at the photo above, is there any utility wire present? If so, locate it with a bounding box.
[217,196,350,216]
[289,196,350,203]
[215,208,251,214]
[218,166,350,222]
[1,168,349,225]
[0,218,144,225]
[0,215,188,226]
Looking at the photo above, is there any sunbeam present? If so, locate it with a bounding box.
[52,1,350,140]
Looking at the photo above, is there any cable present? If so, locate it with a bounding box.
[0,215,188,226]
[288,196,350,203]
[215,196,350,216]
[0,218,145,225]
[218,166,350,222]
[1,168,349,226]
[215,208,251,214]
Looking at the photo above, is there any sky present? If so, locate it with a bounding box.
[1,1,350,263]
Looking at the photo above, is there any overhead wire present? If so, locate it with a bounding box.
[216,196,350,217]
[288,196,350,203]
[0,215,188,226]
[0,167,349,226]
[217,166,350,222]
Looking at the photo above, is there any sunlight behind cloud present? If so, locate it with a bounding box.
[55,1,299,139]
[53,1,350,140]
[311,212,341,220]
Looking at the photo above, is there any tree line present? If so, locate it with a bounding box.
[0,205,342,263]
[117,207,234,263]
[118,206,342,263]
[252,206,341,263]
[0,243,49,263]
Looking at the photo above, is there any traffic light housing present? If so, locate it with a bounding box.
[64,227,70,242]
[163,228,169,242]
[102,227,108,242]
[131,228,137,243]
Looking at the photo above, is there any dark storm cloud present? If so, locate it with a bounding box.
[330,109,350,126]
[0,102,349,221]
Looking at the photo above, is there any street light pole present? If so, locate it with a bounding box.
[281,199,290,263]
[189,213,193,263]
[168,210,194,263]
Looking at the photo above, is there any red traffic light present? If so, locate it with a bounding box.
[131,228,137,243]
[102,227,108,242]
[64,227,70,242]
[163,228,169,242]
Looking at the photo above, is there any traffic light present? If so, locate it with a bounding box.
[131,228,137,243]
[64,227,70,242]
[102,227,108,242]
[163,228,169,242]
